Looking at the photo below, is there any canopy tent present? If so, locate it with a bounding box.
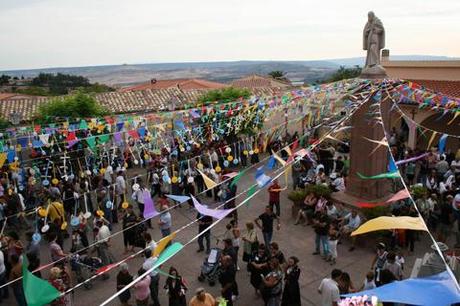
[343,271,460,306]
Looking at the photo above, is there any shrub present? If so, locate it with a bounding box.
[288,189,307,203]
[198,87,251,104]
[410,185,428,200]
[361,205,391,221]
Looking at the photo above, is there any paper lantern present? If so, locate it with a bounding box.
[227,155,234,161]
[100,168,106,174]
[105,200,113,209]
[70,216,80,227]
[122,202,129,209]
[132,183,140,191]
[187,176,194,183]
[32,232,41,243]
[243,150,248,156]
[41,224,50,233]
[179,146,185,152]
[233,159,239,165]
[249,150,254,155]
[42,179,50,186]
[134,159,139,165]
[171,176,178,184]
[223,160,229,167]
[225,147,231,153]
[61,221,68,230]
[96,210,104,217]
[52,178,59,185]
[186,146,191,151]
[197,163,204,170]
[254,148,259,154]
[215,166,222,173]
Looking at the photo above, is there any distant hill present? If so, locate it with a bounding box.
[1,55,457,87]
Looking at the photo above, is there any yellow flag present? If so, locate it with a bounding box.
[447,111,460,125]
[0,153,6,168]
[272,151,286,166]
[153,231,177,257]
[427,131,437,150]
[284,146,292,156]
[351,216,427,236]
[285,165,291,187]
[197,170,217,189]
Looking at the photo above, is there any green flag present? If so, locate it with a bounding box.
[230,169,246,188]
[245,185,257,207]
[357,171,400,180]
[79,120,88,130]
[98,134,110,144]
[86,136,96,149]
[22,256,60,306]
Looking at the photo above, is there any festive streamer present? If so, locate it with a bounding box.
[197,169,218,189]
[427,131,438,150]
[357,171,400,180]
[395,153,429,166]
[142,191,160,219]
[357,189,410,208]
[272,150,287,166]
[153,232,178,257]
[439,134,448,154]
[165,194,191,204]
[23,256,60,306]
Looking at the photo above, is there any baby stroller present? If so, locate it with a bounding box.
[197,247,222,286]
[70,254,104,289]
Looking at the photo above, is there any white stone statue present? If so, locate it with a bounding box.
[361,11,387,78]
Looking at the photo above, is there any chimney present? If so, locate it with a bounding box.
[381,49,390,62]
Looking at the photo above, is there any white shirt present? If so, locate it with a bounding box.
[318,278,340,306]
[345,213,361,230]
[104,165,113,183]
[115,175,126,194]
[332,177,345,191]
[96,225,111,243]
[143,256,159,277]
[0,250,5,274]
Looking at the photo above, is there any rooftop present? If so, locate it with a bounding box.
[230,74,291,89]
[408,79,460,98]
[120,78,228,92]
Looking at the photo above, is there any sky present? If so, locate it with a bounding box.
[1,0,460,70]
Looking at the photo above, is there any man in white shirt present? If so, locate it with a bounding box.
[115,170,126,207]
[143,249,160,306]
[158,205,172,238]
[95,220,113,268]
[104,164,113,184]
[318,269,342,306]
[340,211,361,251]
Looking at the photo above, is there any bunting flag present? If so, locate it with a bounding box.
[439,134,448,154]
[197,170,217,189]
[153,232,177,257]
[143,191,160,219]
[98,134,110,144]
[266,156,276,170]
[272,151,286,166]
[165,194,190,204]
[255,166,271,188]
[23,256,61,306]
[191,195,232,219]
[284,146,292,156]
[395,153,429,165]
[38,134,50,145]
[447,111,460,125]
[388,157,397,172]
[86,136,96,149]
[0,153,7,168]
[357,189,410,208]
[113,132,123,144]
[285,165,291,187]
[357,171,400,180]
[363,136,388,155]
[246,185,257,207]
[351,216,428,236]
[427,131,438,150]
[230,170,245,188]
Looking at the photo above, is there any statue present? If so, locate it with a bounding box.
[361,11,387,78]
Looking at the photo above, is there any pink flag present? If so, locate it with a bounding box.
[191,195,232,219]
[357,189,410,208]
[143,190,160,219]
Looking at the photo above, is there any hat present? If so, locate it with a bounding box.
[431,242,449,252]
[195,287,205,295]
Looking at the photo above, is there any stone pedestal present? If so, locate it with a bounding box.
[345,94,392,200]
[360,65,387,79]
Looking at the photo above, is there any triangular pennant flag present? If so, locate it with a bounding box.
[7,149,15,163]
[272,151,286,166]
[427,131,437,150]
[39,134,50,145]
[197,170,217,189]
[245,185,257,207]
[66,131,76,142]
[388,157,397,172]
[153,232,177,257]
[266,156,276,170]
[439,134,448,154]
[138,127,146,138]
[98,134,110,144]
[447,111,460,125]
[191,195,232,219]
[114,132,123,144]
[230,170,245,188]
[143,190,160,219]
[255,167,271,188]
[284,146,292,156]
[32,139,44,148]
[17,136,29,148]
[0,153,7,168]
[165,194,190,204]
[128,130,140,140]
[96,263,118,275]
[86,136,97,149]
[23,256,61,306]
[79,120,88,130]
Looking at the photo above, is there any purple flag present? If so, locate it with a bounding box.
[114,132,123,144]
[191,195,232,220]
[143,191,160,219]
[395,153,429,166]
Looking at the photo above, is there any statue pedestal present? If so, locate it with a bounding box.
[345,93,392,200]
[360,65,387,79]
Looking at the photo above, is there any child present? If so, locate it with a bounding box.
[327,223,340,265]
[361,271,376,291]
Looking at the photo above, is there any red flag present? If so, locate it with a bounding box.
[128,130,140,139]
[96,263,117,275]
[66,131,76,142]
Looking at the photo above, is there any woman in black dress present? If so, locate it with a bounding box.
[122,206,137,253]
[116,263,133,306]
[282,256,301,306]
[249,244,269,296]
[164,266,187,306]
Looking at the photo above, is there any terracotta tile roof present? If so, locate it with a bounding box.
[409,79,460,98]
[120,78,228,92]
[0,87,279,122]
[0,93,17,100]
[231,74,292,89]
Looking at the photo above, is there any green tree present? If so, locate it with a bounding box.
[198,87,251,104]
[323,65,362,83]
[0,117,11,129]
[268,70,287,81]
[0,74,11,85]
[35,91,109,123]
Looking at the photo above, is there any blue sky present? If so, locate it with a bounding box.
[1,0,459,70]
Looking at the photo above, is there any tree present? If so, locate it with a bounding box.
[0,74,11,85]
[30,73,113,95]
[323,65,362,83]
[198,87,251,104]
[35,91,109,122]
[268,70,288,81]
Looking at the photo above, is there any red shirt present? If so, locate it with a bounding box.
[268,183,281,203]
